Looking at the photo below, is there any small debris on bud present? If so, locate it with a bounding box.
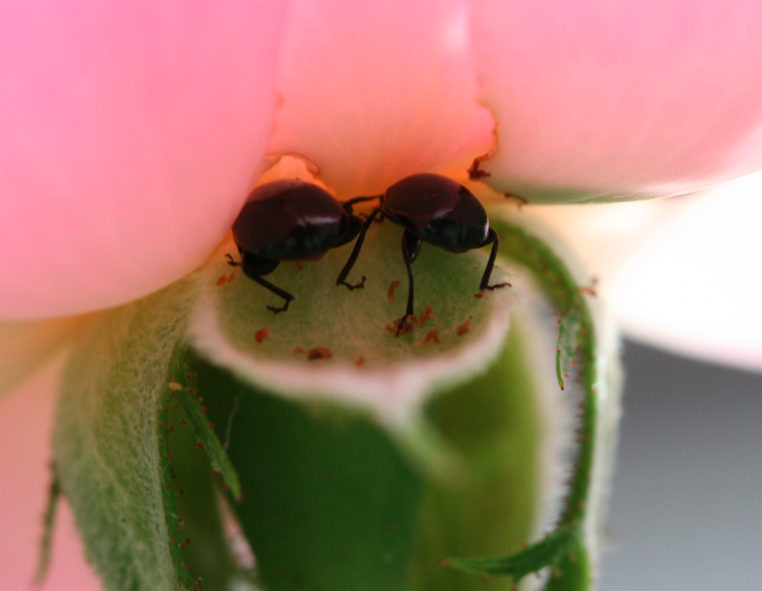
[414,329,440,347]
[456,318,472,336]
[387,280,401,303]
[255,328,270,343]
[308,347,333,361]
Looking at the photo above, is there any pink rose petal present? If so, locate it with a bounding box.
[268,0,494,198]
[473,0,762,202]
[0,2,289,319]
[0,361,101,591]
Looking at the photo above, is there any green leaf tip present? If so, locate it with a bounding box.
[34,464,61,586]
[444,522,581,581]
[165,347,243,501]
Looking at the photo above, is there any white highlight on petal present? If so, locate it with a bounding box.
[615,174,762,371]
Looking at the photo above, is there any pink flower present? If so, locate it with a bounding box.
[3,1,762,588]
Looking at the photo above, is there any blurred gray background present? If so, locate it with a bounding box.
[599,340,762,591]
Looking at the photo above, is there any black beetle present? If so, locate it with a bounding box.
[339,173,509,334]
[228,179,370,313]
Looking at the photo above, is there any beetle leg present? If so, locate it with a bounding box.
[336,209,380,290]
[247,274,295,314]
[225,253,240,267]
[395,229,423,337]
[479,228,511,291]
[240,254,295,313]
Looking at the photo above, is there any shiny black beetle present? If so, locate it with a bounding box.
[339,173,509,334]
[228,179,369,313]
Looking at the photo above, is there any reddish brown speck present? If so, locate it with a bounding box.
[165,483,171,489]
[414,328,440,346]
[456,319,472,336]
[473,290,485,299]
[295,261,304,271]
[439,559,450,567]
[293,346,307,355]
[355,356,365,367]
[308,347,333,361]
[216,272,235,287]
[195,443,202,449]
[167,453,174,460]
[208,423,215,429]
[200,406,207,413]
[255,327,270,343]
[387,280,401,303]
[414,305,434,326]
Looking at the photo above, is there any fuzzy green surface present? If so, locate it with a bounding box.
[53,279,200,591]
[215,221,508,363]
[440,209,620,590]
[411,318,543,591]
[190,220,513,424]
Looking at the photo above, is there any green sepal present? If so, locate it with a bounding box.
[192,352,425,591]
[443,212,615,591]
[166,348,243,501]
[409,316,545,591]
[53,280,199,591]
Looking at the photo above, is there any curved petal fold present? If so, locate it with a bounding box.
[269,0,494,198]
[0,1,289,318]
[473,0,762,202]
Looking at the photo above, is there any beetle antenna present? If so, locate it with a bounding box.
[342,195,382,214]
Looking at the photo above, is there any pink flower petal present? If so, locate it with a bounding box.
[0,2,289,319]
[0,361,101,591]
[473,0,762,202]
[268,0,494,198]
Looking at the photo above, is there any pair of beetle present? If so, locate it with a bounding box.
[228,173,508,335]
